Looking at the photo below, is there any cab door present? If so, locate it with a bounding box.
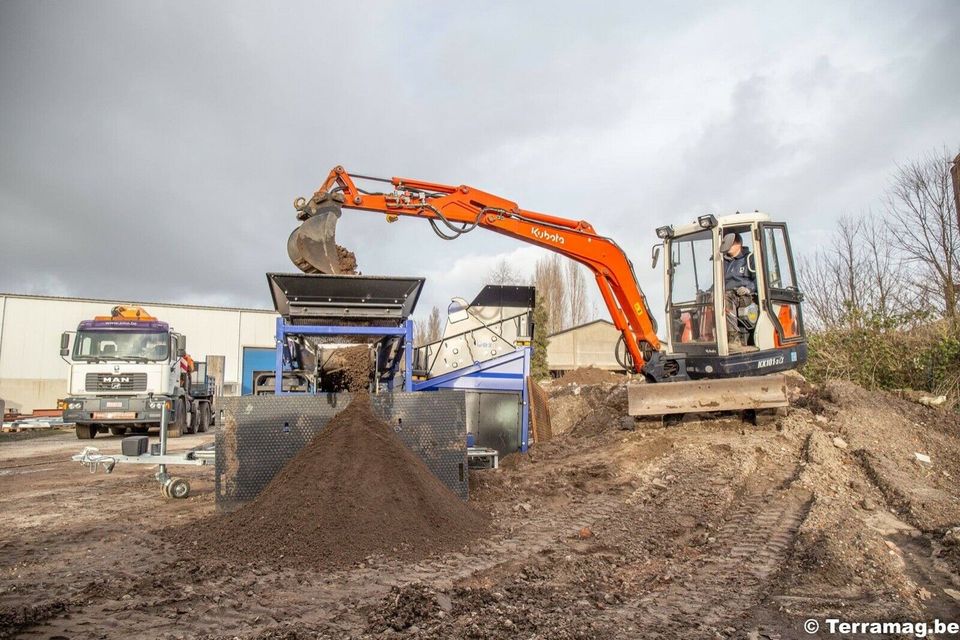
[758,224,804,346]
[665,229,719,354]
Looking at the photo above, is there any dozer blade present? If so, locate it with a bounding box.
[627,373,788,416]
[288,192,345,274]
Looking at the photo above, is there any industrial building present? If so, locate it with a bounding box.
[547,319,623,373]
[0,293,277,412]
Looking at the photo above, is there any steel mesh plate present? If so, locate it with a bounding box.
[215,391,468,511]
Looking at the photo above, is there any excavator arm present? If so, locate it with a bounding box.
[290,166,662,373]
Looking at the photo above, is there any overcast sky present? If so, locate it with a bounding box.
[1,1,958,327]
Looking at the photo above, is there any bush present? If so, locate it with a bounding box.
[803,318,960,402]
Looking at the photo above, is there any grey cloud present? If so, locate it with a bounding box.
[1,0,958,324]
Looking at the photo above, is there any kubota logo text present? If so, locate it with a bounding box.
[531,226,565,245]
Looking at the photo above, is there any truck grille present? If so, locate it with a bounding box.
[85,372,148,392]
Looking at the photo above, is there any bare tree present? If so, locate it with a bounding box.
[488,258,520,285]
[885,148,960,323]
[952,152,960,230]
[797,213,914,331]
[565,260,589,328]
[415,305,444,345]
[413,319,427,345]
[426,305,443,342]
[797,216,863,330]
[532,254,566,335]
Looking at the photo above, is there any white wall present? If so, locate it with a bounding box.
[0,294,277,411]
[547,320,623,371]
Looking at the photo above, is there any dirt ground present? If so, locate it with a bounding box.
[2,377,960,639]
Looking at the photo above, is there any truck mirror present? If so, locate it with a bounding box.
[60,332,70,356]
[651,244,661,269]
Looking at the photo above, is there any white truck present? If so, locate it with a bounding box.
[60,306,214,439]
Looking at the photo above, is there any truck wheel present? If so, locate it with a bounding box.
[109,426,127,437]
[168,399,186,438]
[76,424,97,440]
[198,403,211,433]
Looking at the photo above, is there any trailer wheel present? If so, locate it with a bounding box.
[165,477,190,499]
[109,426,127,437]
[168,399,186,438]
[76,424,97,440]
[198,403,211,433]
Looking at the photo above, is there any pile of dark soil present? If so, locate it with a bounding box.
[190,393,486,568]
[559,367,624,385]
[336,244,358,274]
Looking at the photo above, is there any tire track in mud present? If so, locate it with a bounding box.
[619,455,813,636]
[887,533,960,620]
[24,490,632,639]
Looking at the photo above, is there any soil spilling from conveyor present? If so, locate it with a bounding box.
[339,345,372,391]
[320,344,372,392]
[190,393,486,568]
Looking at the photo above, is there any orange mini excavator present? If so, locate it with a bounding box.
[288,166,807,415]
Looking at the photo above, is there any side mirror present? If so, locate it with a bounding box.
[651,244,661,269]
[60,332,70,357]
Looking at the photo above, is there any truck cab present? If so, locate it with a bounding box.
[655,212,807,378]
[60,306,206,439]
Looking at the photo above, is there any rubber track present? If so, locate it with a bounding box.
[623,465,812,635]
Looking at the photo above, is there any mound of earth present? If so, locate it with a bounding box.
[558,367,624,385]
[547,381,631,436]
[189,393,486,568]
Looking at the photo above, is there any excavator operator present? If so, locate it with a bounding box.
[720,232,756,351]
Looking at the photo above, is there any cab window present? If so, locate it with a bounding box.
[762,226,796,290]
[670,229,713,304]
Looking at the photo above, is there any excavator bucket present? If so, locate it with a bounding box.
[627,373,788,416]
[288,192,345,274]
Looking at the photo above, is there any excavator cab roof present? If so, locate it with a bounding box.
[669,212,773,238]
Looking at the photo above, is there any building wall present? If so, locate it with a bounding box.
[0,294,277,412]
[547,320,622,371]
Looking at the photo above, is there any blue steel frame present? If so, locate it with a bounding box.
[273,317,414,395]
[412,347,531,452]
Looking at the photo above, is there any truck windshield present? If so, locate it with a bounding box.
[73,331,170,362]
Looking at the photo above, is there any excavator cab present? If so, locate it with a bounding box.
[656,212,807,378]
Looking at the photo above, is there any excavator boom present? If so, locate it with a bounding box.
[290,166,661,374]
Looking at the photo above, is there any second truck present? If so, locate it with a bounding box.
[59,306,215,439]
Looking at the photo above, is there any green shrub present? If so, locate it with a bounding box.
[803,317,959,402]
[531,295,550,380]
